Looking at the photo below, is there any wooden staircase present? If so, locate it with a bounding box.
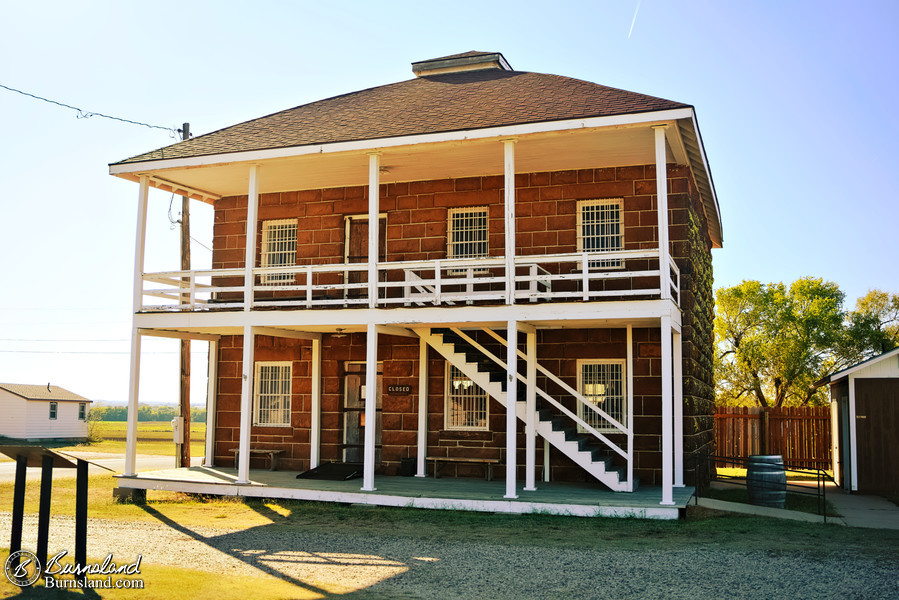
[418,327,635,492]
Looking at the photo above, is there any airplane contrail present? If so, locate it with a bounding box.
[628,0,642,39]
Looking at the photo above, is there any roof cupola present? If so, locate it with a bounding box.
[411,51,513,77]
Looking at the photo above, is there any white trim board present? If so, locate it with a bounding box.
[109,109,696,175]
[115,476,686,520]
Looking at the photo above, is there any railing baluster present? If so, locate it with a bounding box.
[305,265,313,309]
[581,253,590,301]
[434,260,442,305]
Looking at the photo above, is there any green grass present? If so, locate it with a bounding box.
[2,472,897,563]
[716,467,833,481]
[0,549,320,599]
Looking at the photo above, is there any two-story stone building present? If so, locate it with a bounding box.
[111,51,721,518]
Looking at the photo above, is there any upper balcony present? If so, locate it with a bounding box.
[140,249,681,312]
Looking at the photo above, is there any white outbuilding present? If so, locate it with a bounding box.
[0,383,92,441]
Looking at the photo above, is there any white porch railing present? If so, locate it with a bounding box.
[139,250,678,311]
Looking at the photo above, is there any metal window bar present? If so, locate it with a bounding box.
[446,365,488,430]
[448,208,488,259]
[577,200,622,269]
[580,362,625,431]
[256,363,291,425]
[261,220,297,284]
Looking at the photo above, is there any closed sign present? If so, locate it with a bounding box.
[387,385,412,395]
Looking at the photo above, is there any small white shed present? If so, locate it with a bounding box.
[821,348,899,496]
[0,383,93,441]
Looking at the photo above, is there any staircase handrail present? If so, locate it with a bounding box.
[481,328,628,434]
[449,328,627,461]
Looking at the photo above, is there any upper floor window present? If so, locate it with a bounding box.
[260,219,297,284]
[78,403,86,421]
[49,402,58,420]
[445,364,489,430]
[254,362,292,426]
[577,359,626,432]
[577,199,623,269]
[447,207,489,260]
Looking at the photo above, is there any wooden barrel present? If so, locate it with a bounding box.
[747,455,786,508]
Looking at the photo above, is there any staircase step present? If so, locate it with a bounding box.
[425,327,631,493]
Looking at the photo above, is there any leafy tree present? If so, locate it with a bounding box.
[844,290,899,359]
[715,278,846,407]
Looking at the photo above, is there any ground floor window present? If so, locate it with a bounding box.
[49,402,57,420]
[78,403,86,421]
[577,359,626,431]
[254,362,292,426]
[445,364,488,430]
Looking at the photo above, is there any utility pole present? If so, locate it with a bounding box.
[177,122,191,469]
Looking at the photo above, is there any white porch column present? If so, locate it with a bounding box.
[362,323,379,491]
[244,165,260,311]
[310,337,322,469]
[524,328,537,491]
[543,438,550,482]
[653,126,670,301]
[416,336,428,477]
[368,153,380,308]
[503,139,517,305]
[626,325,634,491]
[848,375,858,491]
[660,316,674,505]
[203,339,218,467]
[504,320,519,499]
[124,330,142,477]
[125,175,150,477]
[236,325,255,484]
[673,329,684,487]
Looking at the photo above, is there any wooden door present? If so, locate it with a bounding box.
[342,364,382,463]
[345,216,386,297]
[855,379,899,493]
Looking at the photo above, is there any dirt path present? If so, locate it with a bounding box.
[2,511,897,599]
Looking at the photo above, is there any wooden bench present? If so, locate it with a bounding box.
[426,456,500,481]
[229,448,284,471]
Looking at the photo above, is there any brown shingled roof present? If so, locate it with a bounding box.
[114,69,689,165]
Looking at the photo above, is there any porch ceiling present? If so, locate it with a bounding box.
[115,124,672,200]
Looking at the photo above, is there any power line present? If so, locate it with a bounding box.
[0,350,209,355]
[0,338,127,343]
[0,82,180,136]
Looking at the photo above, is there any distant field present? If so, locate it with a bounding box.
[93,419,206,441]
[86,420,206,456]
[0,420,206,460]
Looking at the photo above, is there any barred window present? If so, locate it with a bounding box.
[254,362,292,426]
[445,364,489,430]
[261,219,297,283]
[577,360,626,432]
[577,199,623,269]
[448,207,489,260]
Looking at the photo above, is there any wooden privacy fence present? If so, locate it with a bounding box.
[714,406,832,470]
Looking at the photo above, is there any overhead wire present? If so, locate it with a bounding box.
[0,82,181,136]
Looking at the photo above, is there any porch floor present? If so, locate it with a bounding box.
[115,466,695,520]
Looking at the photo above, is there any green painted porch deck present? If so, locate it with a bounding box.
[115,466,695,520]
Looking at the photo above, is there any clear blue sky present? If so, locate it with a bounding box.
[1,0,896,404]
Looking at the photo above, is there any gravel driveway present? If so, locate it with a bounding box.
[2,511,897,599]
